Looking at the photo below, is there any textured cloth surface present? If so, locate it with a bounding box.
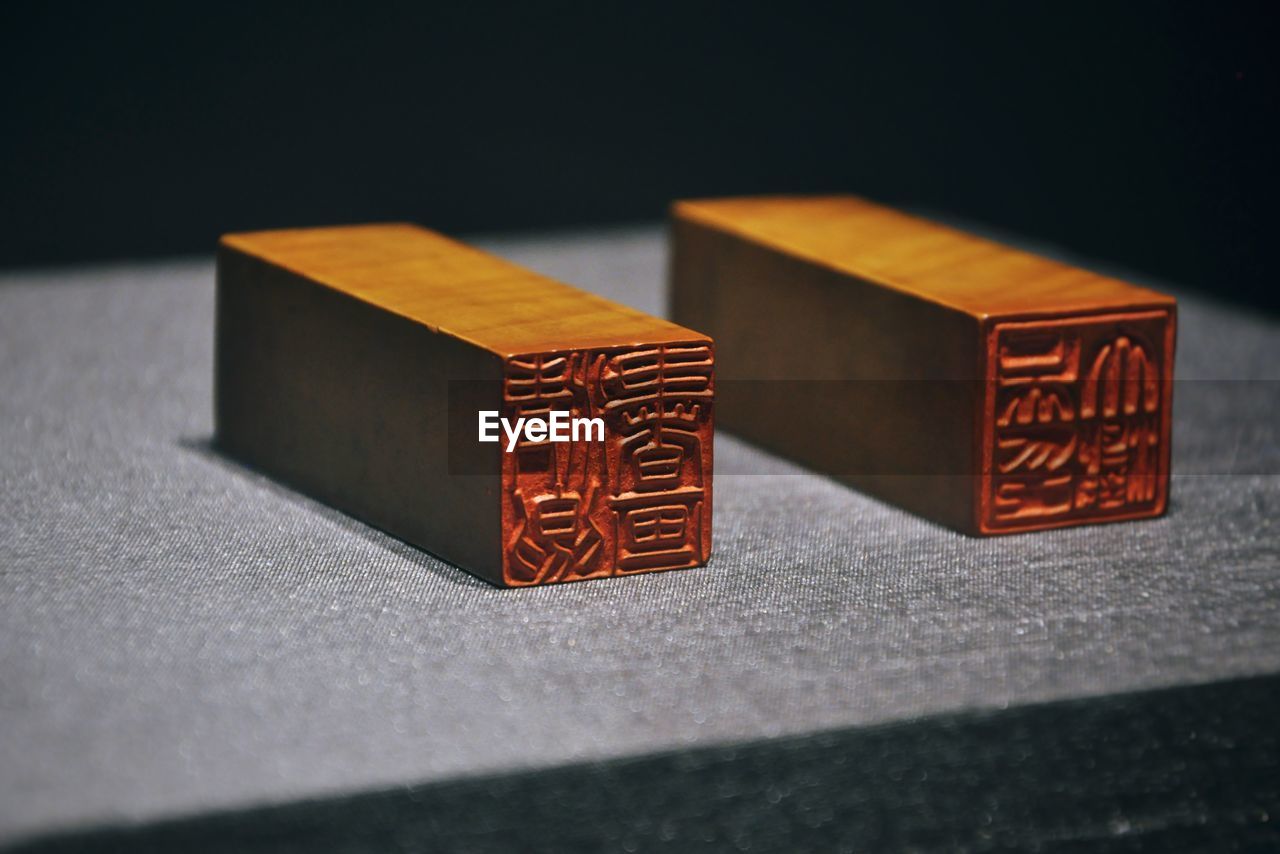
[0,228,1277,845]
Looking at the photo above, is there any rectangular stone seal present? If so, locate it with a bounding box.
[670,196,1174,535]
[217,224,713,585]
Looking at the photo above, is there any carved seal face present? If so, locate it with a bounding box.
[501,344,714,586]
[980,311,1174,534]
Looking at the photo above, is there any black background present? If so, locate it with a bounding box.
[3,2,1277,311]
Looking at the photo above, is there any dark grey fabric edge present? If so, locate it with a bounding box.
[8,675,1279,854]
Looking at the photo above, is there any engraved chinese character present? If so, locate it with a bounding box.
[504,353,604,584]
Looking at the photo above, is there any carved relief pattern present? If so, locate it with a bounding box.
[982,312,1171,532]
[502,344,713,585]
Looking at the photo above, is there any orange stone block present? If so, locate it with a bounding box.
[671,195,1175,535]
[217,224,713,585]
